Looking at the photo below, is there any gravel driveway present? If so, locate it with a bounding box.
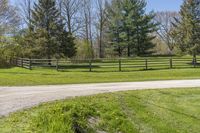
[1,79,200,116]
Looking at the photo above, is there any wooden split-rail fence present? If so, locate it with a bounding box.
[14,57,199,72]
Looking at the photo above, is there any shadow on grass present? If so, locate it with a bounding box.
[0,65,15,69]
[55,67,199,73]
[1,65,199,73]
[0,71,61,76]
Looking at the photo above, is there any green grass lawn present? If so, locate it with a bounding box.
[1,88,200,133]
[1,67,200,86]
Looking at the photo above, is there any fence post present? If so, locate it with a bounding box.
[119,58,122,72]
[170,58,173,69]
[194,57,197,68]
[21,58,23,68]
[56,59,59,71]
[89,59,92,72]
[145,59,148,70]
[29,59,32,70]
[15,58,18,66]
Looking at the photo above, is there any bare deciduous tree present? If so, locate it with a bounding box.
[155,11,180,53]
[95,0,108,58]
[81,0,94,50]
[19,0,34,29]
[0,0,20,35]
[58,0,82,34]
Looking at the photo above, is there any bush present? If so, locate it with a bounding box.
[0,36,22,68]
[74,40,94,60]
[0,56,10,68]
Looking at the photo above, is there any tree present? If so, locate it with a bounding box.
[155,11,179,54]
[22,0,76,59]
[0,0,20,35]
[75,39,94,59]
[82,0,94,49]
[0,0,21,67]
[107,0,125,57]
[19,0,34,29]
[58,0,82,34]
[173,0,200,61]
[31,0,61,59]
[95,0,108,58]
[107,0,158,57]
[58,31,76,58]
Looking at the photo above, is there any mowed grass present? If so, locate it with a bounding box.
[1,88,200,133]
[1,67,200,86]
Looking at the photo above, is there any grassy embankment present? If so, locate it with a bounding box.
[1,88,200,133]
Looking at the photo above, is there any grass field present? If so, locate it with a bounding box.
[0,67,200,86]
[1,88,200,133]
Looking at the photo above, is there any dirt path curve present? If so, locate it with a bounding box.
[1,79,200,116]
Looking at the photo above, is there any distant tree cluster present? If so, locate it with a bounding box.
[0,0,20,35]
[0,0,21,67]
[155,0,200,57]
[0,0,200,64]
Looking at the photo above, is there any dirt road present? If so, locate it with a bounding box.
[1,79,200,116]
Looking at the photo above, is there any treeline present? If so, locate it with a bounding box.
[0,0,200,65]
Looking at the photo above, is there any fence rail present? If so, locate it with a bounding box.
[15,57,199,72]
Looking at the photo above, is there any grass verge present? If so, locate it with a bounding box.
[1,88,200,133]
[1,67,200,86]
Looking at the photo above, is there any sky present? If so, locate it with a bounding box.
[146,0,183,12]
[10,0,183,12]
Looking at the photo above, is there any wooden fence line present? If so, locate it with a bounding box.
[14,57,198,72]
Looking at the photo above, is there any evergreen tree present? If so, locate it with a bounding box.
[107,0,125,57]
[173,0,200,60]
[23,0,76,59]
[59,32,76,58]
[31,0,60,59]
[108,0,158,57]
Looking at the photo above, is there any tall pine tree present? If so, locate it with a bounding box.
[23,0,76,59]
[107,0,125,57]
[173,0,200,60]
[108,0,158,57]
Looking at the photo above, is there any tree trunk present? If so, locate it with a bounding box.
[118,46,122,57]
[99,27,103,58]
[127,29,130,57]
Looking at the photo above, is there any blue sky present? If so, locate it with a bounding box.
[10,0,183,12]
[146,0,183,12]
